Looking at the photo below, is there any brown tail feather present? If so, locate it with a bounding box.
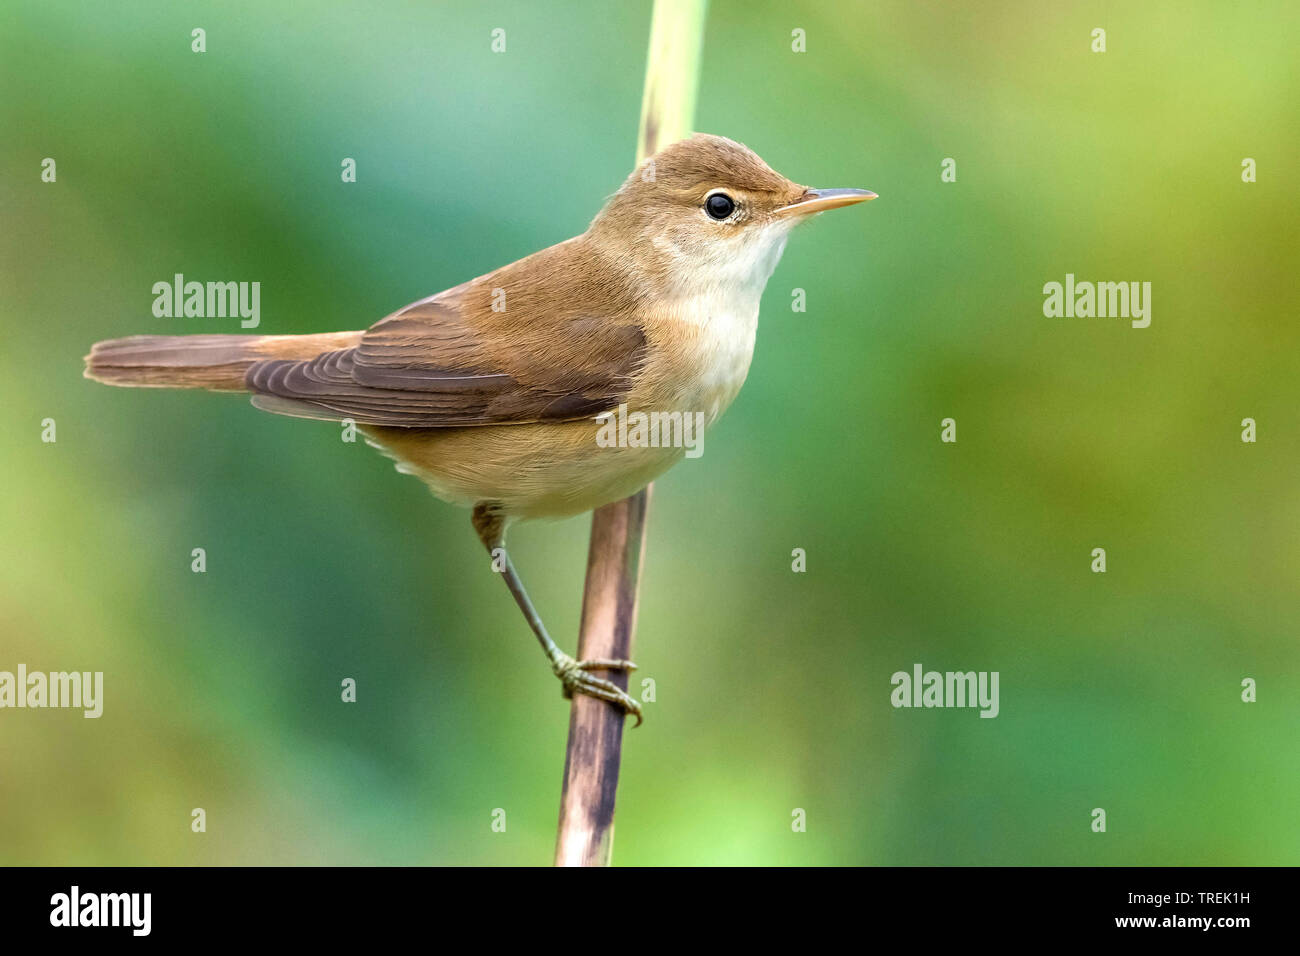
[84,332,364,391]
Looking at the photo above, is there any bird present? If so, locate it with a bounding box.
[84,133,875,723]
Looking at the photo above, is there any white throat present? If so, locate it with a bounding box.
[653,218,794,307]
[655,220,796,421]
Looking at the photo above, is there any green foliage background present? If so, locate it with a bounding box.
[2,0,1297,865]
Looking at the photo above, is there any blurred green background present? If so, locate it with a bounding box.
[2,0,1297,865]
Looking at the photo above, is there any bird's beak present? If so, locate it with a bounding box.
[778,187,877,217]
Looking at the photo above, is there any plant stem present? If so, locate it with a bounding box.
[553,0,707,868]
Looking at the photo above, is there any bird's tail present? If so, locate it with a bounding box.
[84,331,363,391]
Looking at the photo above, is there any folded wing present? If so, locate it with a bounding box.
[247,291,647,427]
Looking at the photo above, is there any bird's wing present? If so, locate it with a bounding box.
[246,275,648,428]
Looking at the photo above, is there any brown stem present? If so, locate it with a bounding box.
[553,488,652,866]
[552,0,706,868]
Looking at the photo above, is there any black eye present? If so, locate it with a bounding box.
[705,193,735,220]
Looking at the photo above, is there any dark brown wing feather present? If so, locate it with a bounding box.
[245,268,648,427]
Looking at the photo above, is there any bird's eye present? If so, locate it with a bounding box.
[705,193,735,220]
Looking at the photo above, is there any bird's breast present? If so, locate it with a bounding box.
[637,291,761,424]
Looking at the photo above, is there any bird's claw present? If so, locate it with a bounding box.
[553,654,643,726]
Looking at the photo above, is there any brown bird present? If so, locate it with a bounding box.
[85,133,874,722]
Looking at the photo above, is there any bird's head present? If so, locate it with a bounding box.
[590,133,875,296]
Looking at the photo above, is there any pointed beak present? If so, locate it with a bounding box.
[777,187,877,217]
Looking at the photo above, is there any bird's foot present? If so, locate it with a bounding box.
[552,654,642,726]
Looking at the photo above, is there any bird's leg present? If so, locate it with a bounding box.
[471,503,642,725]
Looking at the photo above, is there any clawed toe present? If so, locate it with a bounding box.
[553,655,643,726]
